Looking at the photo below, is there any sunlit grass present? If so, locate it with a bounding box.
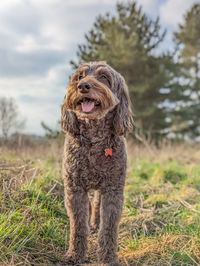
[120,158,200,265]
[0,155,68,265]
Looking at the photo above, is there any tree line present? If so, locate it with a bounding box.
[71,1,200,141]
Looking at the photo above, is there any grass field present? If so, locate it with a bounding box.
[0,142,200,265]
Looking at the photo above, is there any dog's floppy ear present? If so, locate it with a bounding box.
[61,103,79,135]
[113,74,133,136]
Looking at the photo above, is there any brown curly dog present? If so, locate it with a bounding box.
[61,61,132,265]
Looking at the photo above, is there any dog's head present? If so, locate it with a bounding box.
[61,62,133,136]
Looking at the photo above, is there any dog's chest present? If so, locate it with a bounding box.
[63,135,126,190]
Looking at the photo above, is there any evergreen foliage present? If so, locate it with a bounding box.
[70,1,200,141]
[173,4,200,138]
[71,2,178,139]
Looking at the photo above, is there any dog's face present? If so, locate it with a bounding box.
[64,62,120,119]
[62,61,133,136]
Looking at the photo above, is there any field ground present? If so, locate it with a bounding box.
[0,142,200,265]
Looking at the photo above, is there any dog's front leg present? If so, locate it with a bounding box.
[98,189,124,265]
[65,188,89,264]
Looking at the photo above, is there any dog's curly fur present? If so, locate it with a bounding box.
[61,61,132,265]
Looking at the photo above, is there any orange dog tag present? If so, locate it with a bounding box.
[105,148,112,157]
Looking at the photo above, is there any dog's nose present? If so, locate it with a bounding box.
[78,82,91,93]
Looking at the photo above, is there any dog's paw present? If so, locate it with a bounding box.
[65,251,85,265]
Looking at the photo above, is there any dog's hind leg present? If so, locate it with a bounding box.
[65,188,89,264]
[90,190,101,232]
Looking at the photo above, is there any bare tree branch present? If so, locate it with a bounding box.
[0,97,26,139]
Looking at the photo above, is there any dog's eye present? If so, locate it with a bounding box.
[79,75,83,80]
[99,75,111,87]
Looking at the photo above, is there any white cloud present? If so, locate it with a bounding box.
[63,0,117,5]
[0,63,70,135]
[15,35,43,53]
[160,0,198,27]
[137,0,160,15]
[0,0,21,10]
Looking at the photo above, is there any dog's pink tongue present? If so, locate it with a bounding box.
[81,101,94,112]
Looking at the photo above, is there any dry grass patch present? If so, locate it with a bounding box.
[119,234,200,265]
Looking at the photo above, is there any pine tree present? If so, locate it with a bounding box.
[70,1,176,139]
[173,4,200,138]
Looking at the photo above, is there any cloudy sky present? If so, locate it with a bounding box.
[0,0,198,135]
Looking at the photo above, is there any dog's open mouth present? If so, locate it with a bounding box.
[77,97,100,113]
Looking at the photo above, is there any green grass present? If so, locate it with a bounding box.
[0,151,200,265]
[120,160,200,265]
[0,155,69,265]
